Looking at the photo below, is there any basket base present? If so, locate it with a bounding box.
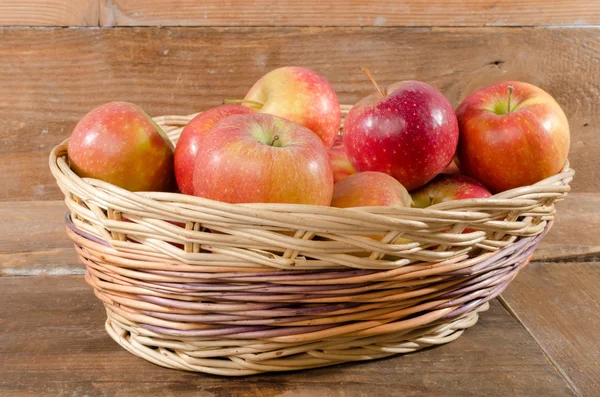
[104,302,489,376]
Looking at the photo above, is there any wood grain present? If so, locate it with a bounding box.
[2,1,598,27]
[0,27,598,201]
[2,193,596,275]
[501,262,600,397]
[0,0,99,26]
[0,275,575,396]
[99,1,600,27]
[0,201,80,276]
[532,193,600,262]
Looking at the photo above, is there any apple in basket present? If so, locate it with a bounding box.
[234,66,341,148]
[441,159,460,175]
[192,113,334,205]
[328,135,356,183]
[456,81,570,193]
[68,102,175,192]
[343,67,459,190]
[330,171,413,245]
[331,171,412,208]
[411,174,492,208]
[174,104,255,194]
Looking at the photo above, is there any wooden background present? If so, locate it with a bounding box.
[2,0,598,272]
[1,1,599,396]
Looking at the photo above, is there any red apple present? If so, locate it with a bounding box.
[328,135,356,183]
[343,72,458,191]
[175,105,255,194]
[456,81,570,193]
[68,102,175,192]
[411,174,492,208]
[241,66,341,148]
[192,113,333,205]
[331,172,412,208]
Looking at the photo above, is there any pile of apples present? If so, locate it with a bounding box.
[67,66,570,212]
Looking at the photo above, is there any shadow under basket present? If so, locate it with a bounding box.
[49,108,574,376]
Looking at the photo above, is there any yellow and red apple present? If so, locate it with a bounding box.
[331,171,412,208]
[68,102,175,192]
[411,174,492,208]
[174,105,255,194]
[456,81,570,193]
[242,66,341,148]
[328,135,356,183]
[192,113,333,205]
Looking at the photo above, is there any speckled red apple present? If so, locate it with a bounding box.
[331,172,412,208]
[68,102,175,192]
[456,81,570,193]
[175,105,255,194]
[242,66,341,148]
[411,174,492,208]
[343,71,458,191]
[192,113,333,205]
[328,135,356,183]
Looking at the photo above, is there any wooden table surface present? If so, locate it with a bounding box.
[1,1,599,396]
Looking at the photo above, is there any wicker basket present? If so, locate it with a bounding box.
[49,105,573,376]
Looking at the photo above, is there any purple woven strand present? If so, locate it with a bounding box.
[433,269,514,301]
[447,238,530,276]
[140,322,335,338]
[145,268,376,281]
[140,307,356,325]
[449,226,546,276]
[65,213,110,247]
[137,293,362,316]
[437,266,525,321]
[138,294,288,311]
[440,281,510,321]
[150,281,372,293]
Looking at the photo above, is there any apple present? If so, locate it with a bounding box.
[328,135,356,183]
[411,174,492,208]
[240,66,341,148]
[441,159,460,175]
[456,81,570,193]
[174,105,255,194]
[343,68,459,191]
[192,113,333,205]
[331,171,412,208]
[68,102,175,192]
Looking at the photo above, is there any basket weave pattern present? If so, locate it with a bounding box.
[49,106,573,375]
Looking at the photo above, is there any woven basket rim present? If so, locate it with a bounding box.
[48,136,574,217]
[48,110,575,269]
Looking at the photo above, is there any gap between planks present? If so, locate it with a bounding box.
[497,296,582,397]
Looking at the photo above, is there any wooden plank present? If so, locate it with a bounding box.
[0,0,99,26]
[0,275,575,396]
[2,0,599,27]
[0,27,597,201]
[99,0,600,27]
[0,201,81,276]
[532,193,600,262]
[1,193,596,275]
[501,261,600,397]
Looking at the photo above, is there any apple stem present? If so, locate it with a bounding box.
[269,135,280,146]
[507,86,514,113]
[222,99,264,108]
[361,66,385,97]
